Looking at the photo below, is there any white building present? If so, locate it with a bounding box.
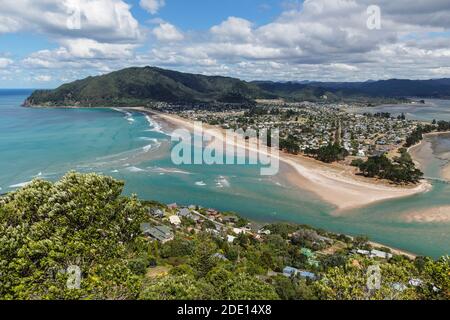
[169,215,181,226]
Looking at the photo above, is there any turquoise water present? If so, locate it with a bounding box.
[1,90,449,258]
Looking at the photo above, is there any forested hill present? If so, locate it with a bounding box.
[24,67,274,107]
[24,66,450,107]
[254,78,450,101]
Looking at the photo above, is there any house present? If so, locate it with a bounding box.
[227,235,236,243]
[222,216,239,224]
[357,149,366,157]
[233,227,246,235]
[177,208,190,217]
[355,249,370,256]
[188,214,201,222]
[300,248,315,258]
[299,271,317,281]
[316,235,334,244]
[259,229,271,235]
[167,203,178,210]
[409,279,423,287]
[370,249,393,259]
[300,248,320,267]
[140,223,174,243]
[207,209,219,216]
[206,228,220,236]
[283,266,299,277]
[141,223,152,235]
[149,208,164,218]
[169,215,181,226]
[283,266,317,280]
[212,253,228,261]
[246,222,266,233]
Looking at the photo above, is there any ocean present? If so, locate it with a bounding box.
[1,89,449,258]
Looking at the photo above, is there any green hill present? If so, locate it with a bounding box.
[25,66,274,107]
[24,66,450,107]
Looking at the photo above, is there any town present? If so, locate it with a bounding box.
[153,101,420,160]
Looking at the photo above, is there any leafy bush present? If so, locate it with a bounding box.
[0,172,147,299]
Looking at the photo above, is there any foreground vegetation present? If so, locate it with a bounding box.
[0,172,448,300]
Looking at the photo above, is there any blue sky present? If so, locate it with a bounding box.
[131,0,286,29]
[2,0,289,66]
[0,0,450,88]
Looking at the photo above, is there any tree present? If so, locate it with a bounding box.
[222,273,279,300]
[139,275,215,300]
[354,149,423,184]
[189,235,218,278]
[422,256,450,300]
[314,261,419,300]
[161,237,194,258]
[314,142,348,163]
[272,275,298,300]
[279,135,301,154]
[0,172,147,300]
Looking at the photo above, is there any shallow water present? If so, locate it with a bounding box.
[0,90,449,258]
[353,98,450,121]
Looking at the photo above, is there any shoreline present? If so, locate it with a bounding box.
[409,131,450,181]
[368,241,417,260]
[128,107,431,213]
[20,105,424,259]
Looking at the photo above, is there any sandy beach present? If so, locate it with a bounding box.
[130,107,431,212]
[441,165,450,181]
[409,131,450,181]
[408,138,434,172]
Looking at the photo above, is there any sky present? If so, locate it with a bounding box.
[0,0,450,88]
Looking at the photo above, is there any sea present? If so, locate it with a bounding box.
[1,89,449,258]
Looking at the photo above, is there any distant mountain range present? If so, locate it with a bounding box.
[24,66,450,107]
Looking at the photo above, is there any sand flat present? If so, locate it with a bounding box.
[402,206,450,223]
[442,164,450,181]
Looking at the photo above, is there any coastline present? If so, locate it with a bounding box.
[369,241,417,260]
[18,105,426,259]
[128,107,431,213]
[409,131,450,181]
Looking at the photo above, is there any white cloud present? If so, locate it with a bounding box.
[140,0,166,15]
[1,0,143,79]
[144,0,450,80]
[34,75,52,82]
[0,58,13,68]
[0,0,142,42]
[3,0,450,85]
[59,38,137,59]
[210,17,254,42]
[0,15,21,33]
[152,22,184,42]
